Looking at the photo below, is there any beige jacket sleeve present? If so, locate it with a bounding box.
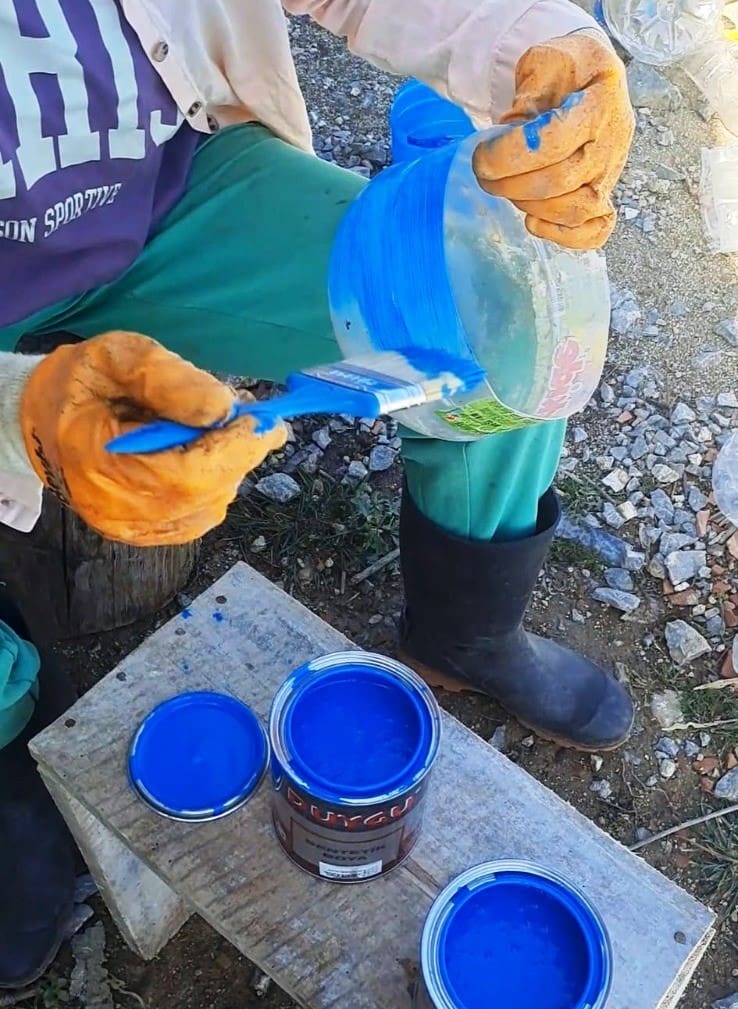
[284,0,607,125]
[0,354,44,532]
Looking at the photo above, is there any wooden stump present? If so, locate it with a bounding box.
[4,332,200,642]
[0,492,199,642]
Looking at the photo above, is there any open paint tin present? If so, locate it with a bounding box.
[415,860,613,1009]
[128,691,268,821]
[269,651,442,882]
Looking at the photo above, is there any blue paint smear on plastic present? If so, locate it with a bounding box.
[390,79,474,163]
[181,609,192,620]
[437,872,610,1009]
[330,144,478,371]
[212,611,224,623]
[522,90,585,152]
[592,0,607,29]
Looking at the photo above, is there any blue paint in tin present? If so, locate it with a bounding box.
[418,861,612,1009]
[269,652,442,881]
[283,663,429,799]
[128,691,268,821]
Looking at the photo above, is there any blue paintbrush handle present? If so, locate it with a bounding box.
[106,375,380,455]
[106,417,224,454]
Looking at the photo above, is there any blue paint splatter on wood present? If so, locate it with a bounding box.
[522,90,585,152]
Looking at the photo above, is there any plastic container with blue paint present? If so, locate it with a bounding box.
[414,860,613,1009]
[389,80,474,164]
[269,651,442,882]
[329,114,610,440]
[128,691,269,821]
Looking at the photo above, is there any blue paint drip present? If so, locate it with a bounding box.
[522,90,585,152]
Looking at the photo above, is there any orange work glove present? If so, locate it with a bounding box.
[472,34,634,250]
[20,331,285,547]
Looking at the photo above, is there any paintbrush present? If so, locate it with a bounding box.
[106,347,485,455]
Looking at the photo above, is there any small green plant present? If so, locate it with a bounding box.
[679,687,738,745]
[549,537,603,574]
[690,805,738,921]
[231,472,400,589]
[555,473,602,519]
[34,976,70,1008]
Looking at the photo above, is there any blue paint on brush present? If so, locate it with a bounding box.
[523,91,585,152]
[105,347,484,454]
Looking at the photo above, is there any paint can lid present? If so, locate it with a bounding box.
[129,691,268,821]
[421,860,612,1009]
[269,651,441,805]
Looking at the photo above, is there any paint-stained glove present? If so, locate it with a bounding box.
[472,34,634,250]
[19,331,285,547]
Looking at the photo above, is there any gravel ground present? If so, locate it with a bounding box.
[21,9,738,1009]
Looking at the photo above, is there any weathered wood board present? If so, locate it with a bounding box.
[31,562,715,1008]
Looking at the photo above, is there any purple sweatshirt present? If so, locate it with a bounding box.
[0,0,200,328]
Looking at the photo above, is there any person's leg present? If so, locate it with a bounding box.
[0,591,76,988]
[19,124,631,751]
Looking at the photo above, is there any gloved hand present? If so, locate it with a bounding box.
[19,331,285,547]
[472,34,634,250]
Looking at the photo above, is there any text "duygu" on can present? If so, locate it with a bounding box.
[269,651,442,882]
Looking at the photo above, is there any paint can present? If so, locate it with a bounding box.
[128,690,268,821]
[268,651,442,882]
[414,860,613,1009]
[389,80,474,164]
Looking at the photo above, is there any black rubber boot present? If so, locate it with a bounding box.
[399,487,634,751]
[0,591,77,989]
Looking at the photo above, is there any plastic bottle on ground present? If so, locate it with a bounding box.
[713,431,738,524]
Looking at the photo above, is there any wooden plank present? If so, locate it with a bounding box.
[31,563,715,1009]
[38,770,191,958]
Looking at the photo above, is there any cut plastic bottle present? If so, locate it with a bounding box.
[600,0,738,135]
[713,431,738,524]
[600,0,723,65]
[681,39,738,135]
[328,84,610,441]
